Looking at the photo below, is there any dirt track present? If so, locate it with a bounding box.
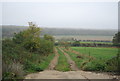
[25,47,119,80]
[58,47,79,71]
[47,48,59,70]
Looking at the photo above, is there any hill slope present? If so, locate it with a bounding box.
[1,25,117,38]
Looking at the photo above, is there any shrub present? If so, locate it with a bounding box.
[2,23,55,79]
[72,41,80,47]
[105,55,120,73]
[38,39,54,55]
[2,62,24,79]
[83,59,106,71]
[24,60,43,72]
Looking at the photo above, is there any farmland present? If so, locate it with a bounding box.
[2,25,120,79]
[56,46,119,71]
[24,46,119,79]
[71,47,118,60]
[55,35,113,41]
[2,1,120,79]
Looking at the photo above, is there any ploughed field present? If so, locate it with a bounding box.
[25,47,119,79]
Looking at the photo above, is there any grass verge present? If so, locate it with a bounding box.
[39,53,55,70]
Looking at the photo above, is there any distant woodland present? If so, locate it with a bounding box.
[2,25,118,38]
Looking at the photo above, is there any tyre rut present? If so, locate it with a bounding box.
[47,48,59,70]
[58,47,79,71]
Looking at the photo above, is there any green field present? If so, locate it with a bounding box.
[79,41,112,44]
[71,47,118,60]
[68,41,112,44]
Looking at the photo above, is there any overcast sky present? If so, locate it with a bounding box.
[1,2,118,29]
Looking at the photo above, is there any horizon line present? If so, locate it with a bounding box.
[1,24,118,30]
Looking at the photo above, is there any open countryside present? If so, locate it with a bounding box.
[2,23,120,80]
[1,1,120,81]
